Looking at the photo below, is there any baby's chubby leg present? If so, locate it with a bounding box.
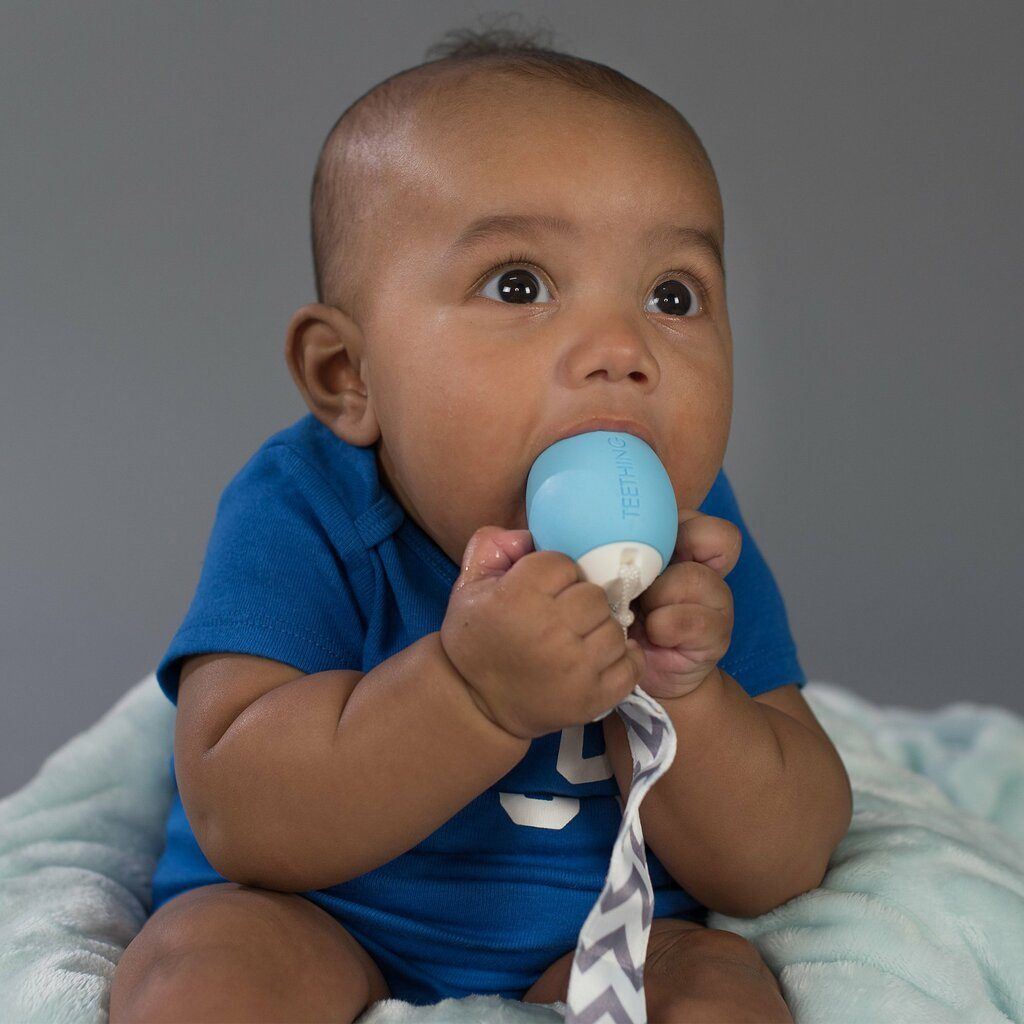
[523,917,793,1023]
[109,882,390,1023]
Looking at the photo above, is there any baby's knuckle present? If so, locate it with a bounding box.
[518,550,560,587]
[671,561,704,593]
[727,521,743,557]
[544,551,582,585]
[552,634,585,675]
[724,520,741,552]
[694,562,722,596]
[708,570,730,599]
[676,605,706,635]
[643,616,669,647]
[605,653,638,691]
[584,582,612,615]
[594,613,624,644]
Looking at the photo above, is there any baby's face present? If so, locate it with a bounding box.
[343,82,731,569]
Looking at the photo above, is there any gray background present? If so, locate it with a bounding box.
[2,1,1020,799]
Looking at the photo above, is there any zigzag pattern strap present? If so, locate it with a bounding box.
[564,685,678,1024]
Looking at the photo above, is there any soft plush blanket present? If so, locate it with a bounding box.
[0,674,1022,1024]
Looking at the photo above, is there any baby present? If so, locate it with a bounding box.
[111,29,852,1024]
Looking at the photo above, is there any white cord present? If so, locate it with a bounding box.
[589,552,645,726]
[608,547,644,637]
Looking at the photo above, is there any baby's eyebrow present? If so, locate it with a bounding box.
[444,212,725,278]
[444,213,579,257]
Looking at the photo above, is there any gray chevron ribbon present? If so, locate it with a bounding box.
[565,563,679,1024]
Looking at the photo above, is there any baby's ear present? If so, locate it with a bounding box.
[284,303,380,447]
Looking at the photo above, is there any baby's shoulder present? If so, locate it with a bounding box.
[224,414,373,527]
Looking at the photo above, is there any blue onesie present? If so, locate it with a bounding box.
[150,413,807,1006]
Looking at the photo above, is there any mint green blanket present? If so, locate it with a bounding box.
[1,675,1022,1023]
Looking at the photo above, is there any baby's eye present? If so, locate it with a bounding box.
[478,266,553,305]
[645,279,701,318]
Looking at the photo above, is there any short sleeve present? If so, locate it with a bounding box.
[156,443,366,706]
[699,469,807,698]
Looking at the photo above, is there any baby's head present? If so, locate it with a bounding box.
[286,27,732,568]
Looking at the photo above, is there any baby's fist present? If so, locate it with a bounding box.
[628,509,740,700]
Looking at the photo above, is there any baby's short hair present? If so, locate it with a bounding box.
[310,13,716,320]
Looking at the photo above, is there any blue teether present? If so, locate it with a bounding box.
[525,429,678,610]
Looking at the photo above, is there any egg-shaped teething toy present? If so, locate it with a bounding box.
[526,429,678,637]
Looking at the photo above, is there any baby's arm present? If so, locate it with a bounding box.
[174,631,530,893]
[602,510,850,918]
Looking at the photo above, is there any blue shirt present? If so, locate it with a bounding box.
[150,412,807,1001]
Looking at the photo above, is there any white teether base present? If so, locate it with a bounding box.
[576,541,663,615]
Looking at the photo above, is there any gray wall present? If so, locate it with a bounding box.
[2,1,1020,798]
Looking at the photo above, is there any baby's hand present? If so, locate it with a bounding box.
[440,525,645,739]
[627,509,740,701]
